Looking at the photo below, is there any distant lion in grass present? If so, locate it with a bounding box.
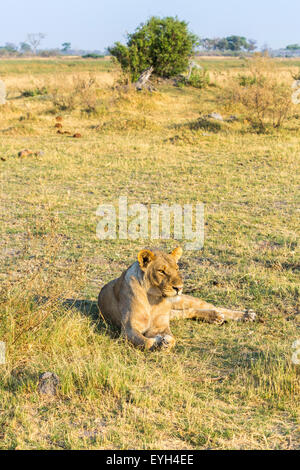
[98,247,256,350]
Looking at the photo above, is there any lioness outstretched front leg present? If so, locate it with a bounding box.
[170,294,256,323]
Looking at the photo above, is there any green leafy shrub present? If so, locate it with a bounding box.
[188,68,210,88]
[109,16,198,80]
[238,74,257,87]
[238,73,266,87]
[82,53,104,59]
[189,117,223,132]
[22,87,48,97]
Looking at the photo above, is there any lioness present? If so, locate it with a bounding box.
[98,247,256,350]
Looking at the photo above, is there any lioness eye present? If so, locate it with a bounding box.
[159,270,166,275]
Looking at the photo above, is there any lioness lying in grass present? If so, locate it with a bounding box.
[98,247,256,350]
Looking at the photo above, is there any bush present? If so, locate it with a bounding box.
[237,74,261,87]
[82,53,104,59]
[22,87,48,98]
[226,58,294,131]
[188,68,210,88]
[49,75,99,112]
[109,16,198,80]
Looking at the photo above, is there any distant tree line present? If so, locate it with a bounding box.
[285,44,300,50]
[0,34,105,57]
[0,27,299,59]
[200,36,257,53]
[0,33,46,56]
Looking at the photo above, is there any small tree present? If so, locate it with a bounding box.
[246,39,257,52]
[62,42,71,53]
[4,42,18,54]
[200,36,256,53]
[286,44,300,50]
[225,36,248,51]
[26,33,45,55]
[109,16,198,80]
[19,42,32,55]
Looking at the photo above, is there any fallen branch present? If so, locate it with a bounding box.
[134,66,156,91]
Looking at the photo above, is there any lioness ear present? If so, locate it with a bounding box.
[138,249,156,270]
[170,246,183,262]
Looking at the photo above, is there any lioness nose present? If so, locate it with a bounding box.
[174,286,183,294]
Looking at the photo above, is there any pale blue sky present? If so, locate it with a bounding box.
[1,0,299,50]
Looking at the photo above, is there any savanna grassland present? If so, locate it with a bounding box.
[0,57,299,450]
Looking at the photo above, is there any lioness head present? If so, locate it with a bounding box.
[137,247,184,298]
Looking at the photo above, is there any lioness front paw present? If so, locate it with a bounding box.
[242,309,256,322]
[161,334,176,349]
[146,335,176,351]
[146,335,164,351]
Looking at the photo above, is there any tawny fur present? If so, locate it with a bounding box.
[98,247,256,351]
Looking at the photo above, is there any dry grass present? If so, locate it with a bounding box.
[221,57,296,131]
[0,58,299,450]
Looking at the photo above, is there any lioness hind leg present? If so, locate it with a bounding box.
[170,307,226,324]
[213,306,256,322]
[170,294,256,323]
